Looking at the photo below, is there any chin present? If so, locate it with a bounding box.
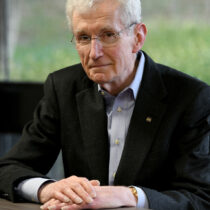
[92,78,107,85]
[90,73,109,84]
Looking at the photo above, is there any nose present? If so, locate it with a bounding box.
[89,39,103,60]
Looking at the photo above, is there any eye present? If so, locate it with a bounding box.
[77,35,90,42]
[102,31,116,38]
[99,31,118,44]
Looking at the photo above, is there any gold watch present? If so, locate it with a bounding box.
[129,186,138,202]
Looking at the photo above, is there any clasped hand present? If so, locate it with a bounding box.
[39,175,136,210]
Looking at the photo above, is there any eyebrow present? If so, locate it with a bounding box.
[74,26,118,35]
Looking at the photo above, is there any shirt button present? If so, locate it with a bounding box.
[117,107,122,112]
[115,139,120,145]
[101,91,105,96]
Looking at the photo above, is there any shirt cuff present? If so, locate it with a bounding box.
[16,178,54,203]
[133,186,149,208]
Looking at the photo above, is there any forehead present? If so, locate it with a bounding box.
[72,0,123,34]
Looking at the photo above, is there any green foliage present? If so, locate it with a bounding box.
[11,43,79,81]
[9,0,80,81]
[142,19,210,84]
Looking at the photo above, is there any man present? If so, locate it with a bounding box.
[0,0,209,209]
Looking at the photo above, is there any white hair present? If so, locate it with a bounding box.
[66,0,141,31]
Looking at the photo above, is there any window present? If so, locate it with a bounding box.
[142,0,210,84]
[1,0,79,82]
[1,0,210,84]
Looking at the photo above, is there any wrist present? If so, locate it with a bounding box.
[129,187,138,205]
[118,186,137,207]
[38,181,54,203]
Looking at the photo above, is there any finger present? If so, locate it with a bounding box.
[79,178,97,198]
[40,198,56,210]
[48,202,69,210]
[40,199,61,210]
[41,199,72,210]
[61,203,83,210]
[63,187,85,204]
[65,176,97,198]
[71,182,96,203]
[53,190,72,203]
[90,180,100,186]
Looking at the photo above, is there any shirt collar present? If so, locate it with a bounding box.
[98,51,145,100]
[129,51,145,99]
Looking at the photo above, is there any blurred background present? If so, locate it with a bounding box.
[0,0,210,84]
[0,0,209,180]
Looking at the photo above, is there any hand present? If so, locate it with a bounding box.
[40,186,137,210]
[38,175,100,205]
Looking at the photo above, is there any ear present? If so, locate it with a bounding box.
[132,23,147,53]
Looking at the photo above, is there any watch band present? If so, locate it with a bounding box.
[129,186,138,202]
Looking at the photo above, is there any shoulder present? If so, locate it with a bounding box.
[51,63,86,82]
[158,63,209,96]
[157,63,210,112]
[143,51,209,97]
[44,63,93,94]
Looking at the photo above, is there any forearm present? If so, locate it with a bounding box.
[0,161,49,202]
[108,186,137,207]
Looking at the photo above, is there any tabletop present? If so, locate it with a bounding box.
[0,198,41,210]
[0,198,151,210]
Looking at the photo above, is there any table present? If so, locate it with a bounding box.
[0,198,151,210]
[0,198,41,210]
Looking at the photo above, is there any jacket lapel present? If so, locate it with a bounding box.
[115,53,168,185]
[76,81,109,185]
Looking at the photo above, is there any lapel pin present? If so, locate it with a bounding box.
[146,116,152,123]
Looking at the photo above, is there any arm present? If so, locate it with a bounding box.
[143,85,210,210]
[0,74,60,201]
[39,185,148,210]
[40,84,209,210]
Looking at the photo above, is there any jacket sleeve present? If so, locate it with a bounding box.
[0,74,61,202]
[142,85,210,210]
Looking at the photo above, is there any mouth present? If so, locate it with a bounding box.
[89,64,111,68]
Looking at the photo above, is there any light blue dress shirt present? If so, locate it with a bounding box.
[99,52,148,207]
[17,52,148,208]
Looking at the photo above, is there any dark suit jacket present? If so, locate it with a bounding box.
[0,52,210,209]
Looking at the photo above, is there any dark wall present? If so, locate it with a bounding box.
[0,82,43,133]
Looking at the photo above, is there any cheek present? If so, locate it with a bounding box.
[108,48,123,67]
[113,41,133,62]
[111,48,130,71]
[77,49,85,64]
[77,49,89,68]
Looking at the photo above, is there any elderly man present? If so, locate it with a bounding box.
[0,0,209,210]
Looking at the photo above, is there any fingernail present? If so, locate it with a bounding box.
[61,207,69,210]
[91,192,96,198]
[75,197,83,204]
[40,205,44,210]
[86,197,93,203]
[48,206,56,210]
[64,197,71,203]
